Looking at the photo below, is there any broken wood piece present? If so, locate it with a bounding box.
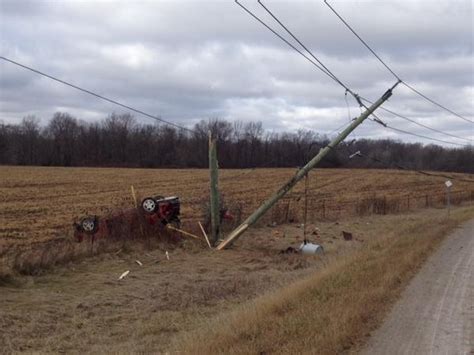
[135,260,143,266]
[198,221,212,249]
[118,270,130,280]
[165,251,170,260]
[166,224,201,240]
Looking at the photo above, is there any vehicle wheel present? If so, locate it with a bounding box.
[141,197,157,214]
[81,216,98,234]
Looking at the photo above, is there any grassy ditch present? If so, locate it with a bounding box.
[174,206,474,354]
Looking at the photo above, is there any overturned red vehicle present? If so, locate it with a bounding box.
[74,195,180,242]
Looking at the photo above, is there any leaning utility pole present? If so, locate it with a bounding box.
[217,82,400,250]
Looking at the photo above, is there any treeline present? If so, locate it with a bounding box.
[0,112,472,173]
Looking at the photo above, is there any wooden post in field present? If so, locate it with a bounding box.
[131,185,138,207]
[217,83,399,250]
[445,180,452,217]
[209,132,220,245]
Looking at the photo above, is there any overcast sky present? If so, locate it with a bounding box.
[0,0,472,146]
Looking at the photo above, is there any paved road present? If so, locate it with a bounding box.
[363,219,474,355]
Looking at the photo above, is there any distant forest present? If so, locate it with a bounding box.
[0,112,472,173]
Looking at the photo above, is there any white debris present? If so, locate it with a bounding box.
[135,260,143,266]
[118,270,130,280]
[165,251,170,260]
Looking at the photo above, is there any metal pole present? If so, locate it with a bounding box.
[209,132,220,245]
[217,83,398,250]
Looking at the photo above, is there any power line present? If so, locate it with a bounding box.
[370,119,467,147]
[349,150,474,183]
[0,56,195,133]
[401,82,473,124]
[257,0,349,93]
[237,0,410,141]
[234,0,364,106]
[323,0,473,124]
[239,1,468,147]
[323,0,400,81]
[234,1,332,81]
[360,97,471,143]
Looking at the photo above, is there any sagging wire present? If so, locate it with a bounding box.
[370,116,467,147]
[256,0,366,107]
[0,56,195,133]
[360,97,472,143]
[236,0,402,139]
[348,150,474,183]
[323,0,473,124]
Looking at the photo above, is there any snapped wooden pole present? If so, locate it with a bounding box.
[209,131,220,245]
[217,83,399,250]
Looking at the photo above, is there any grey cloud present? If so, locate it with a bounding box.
[0,0,472,146]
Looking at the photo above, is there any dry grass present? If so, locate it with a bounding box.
[1,206,472,353]
[1,166,473,352]
[173,206,474,354]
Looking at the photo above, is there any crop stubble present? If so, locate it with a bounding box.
[0,166,472,251]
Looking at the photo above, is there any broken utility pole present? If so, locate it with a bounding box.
[209,132,220,245]
[217,82,400,250]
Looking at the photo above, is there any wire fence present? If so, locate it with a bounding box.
[215,189,474,229]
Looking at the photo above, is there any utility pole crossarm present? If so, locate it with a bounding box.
[216,82,399,250]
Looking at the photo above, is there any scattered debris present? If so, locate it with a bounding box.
[166,224,202,240]
[118,270,130,280]
[135,260,143,266]
[165,251,170,260]
[299,242,324,255]
[198,221,212,249]
[342,231,353,241]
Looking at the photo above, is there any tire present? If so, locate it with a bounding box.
[141,197,158,214]
[80,216,98,234]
